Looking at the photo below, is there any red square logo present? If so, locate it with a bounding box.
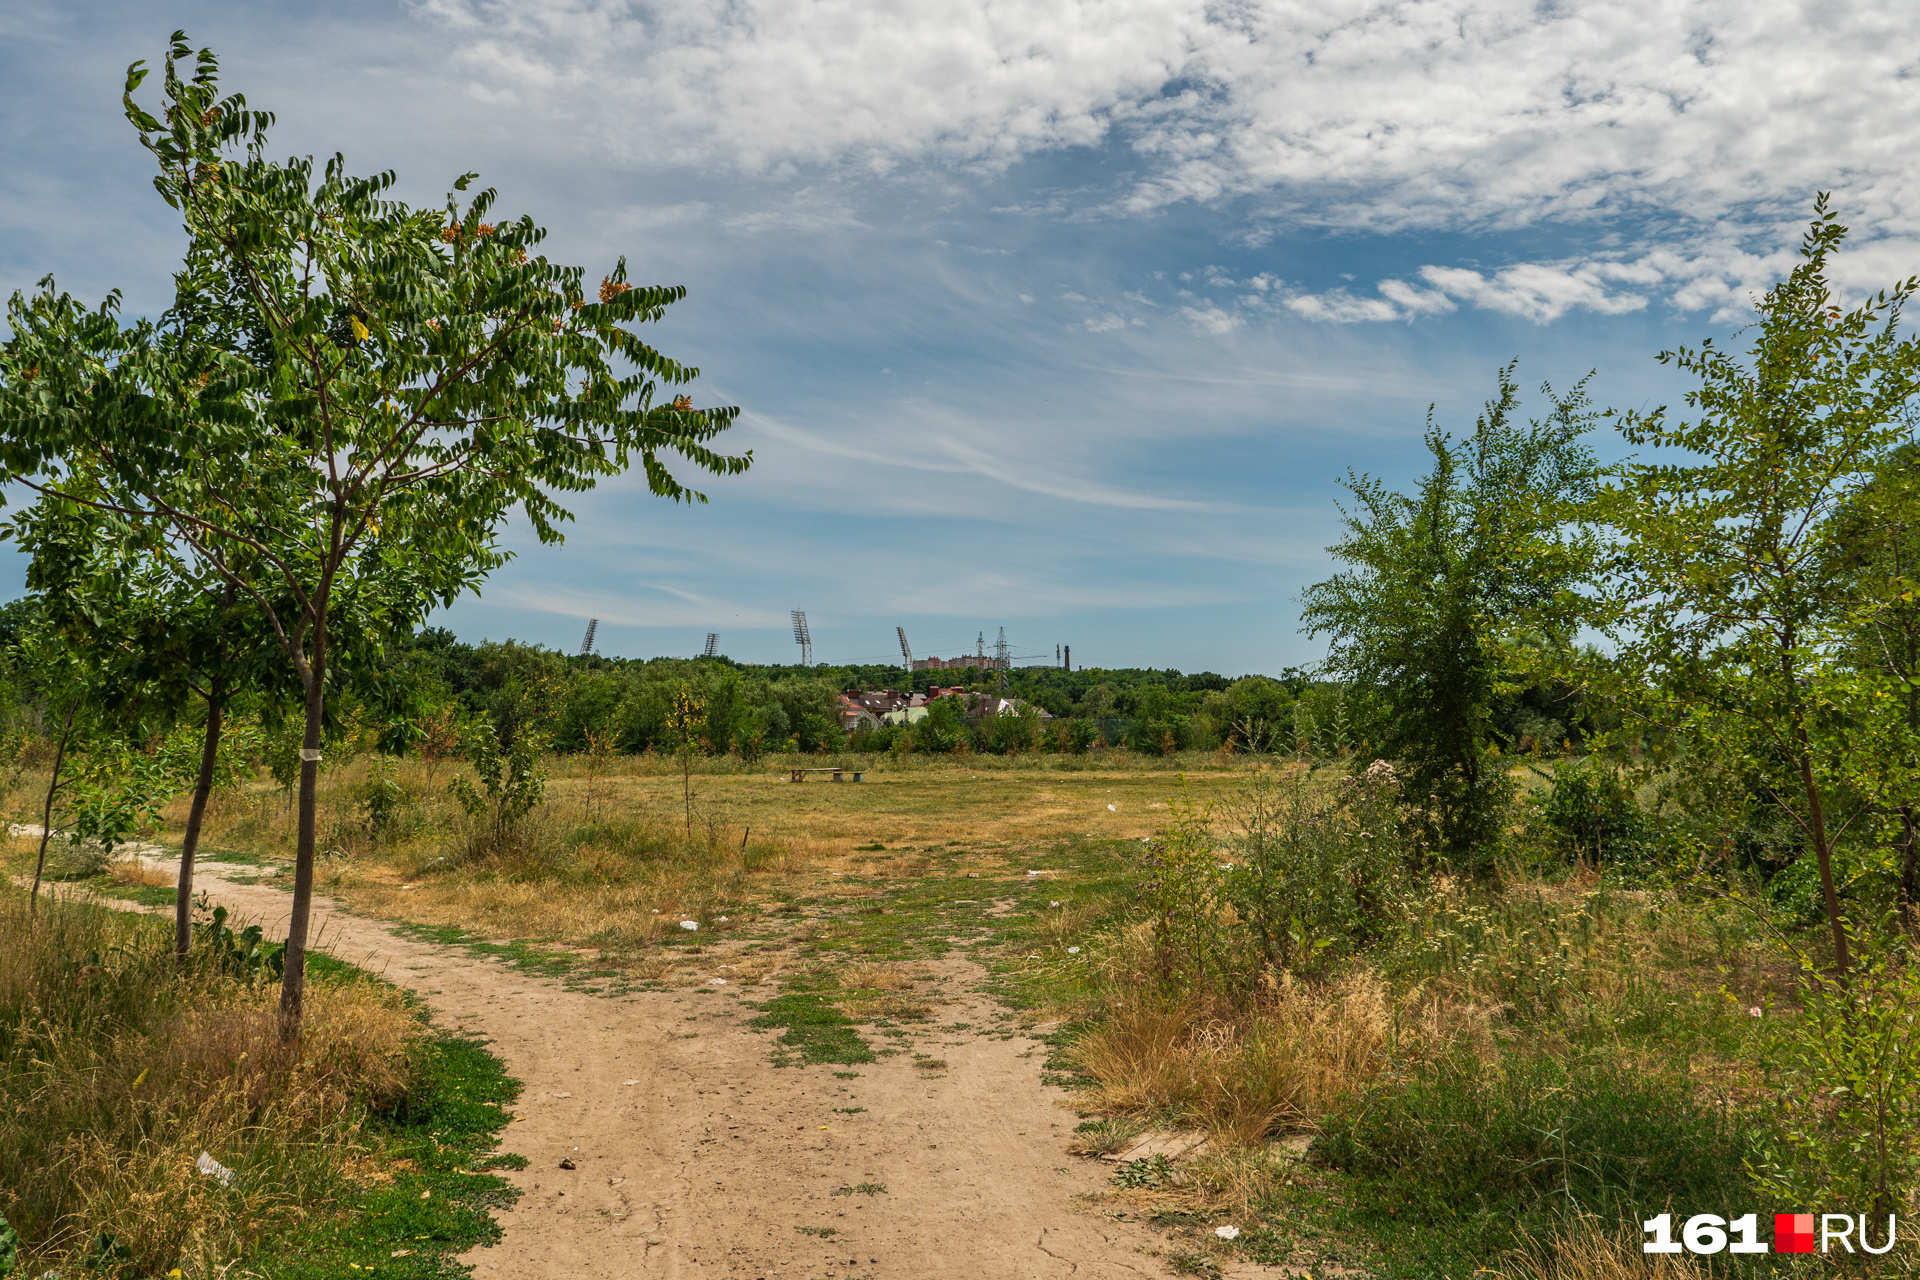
[1776,1214,1816,1254]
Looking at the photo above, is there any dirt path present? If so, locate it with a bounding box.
[22,845,1165,1279]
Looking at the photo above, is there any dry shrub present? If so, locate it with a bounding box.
[1074,957,1492,1145]
[109,856,177,888]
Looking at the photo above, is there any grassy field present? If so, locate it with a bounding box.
[0,749,1842,1280]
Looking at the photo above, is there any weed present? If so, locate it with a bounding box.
[829,1183,887,1197]
[795,1225,837,1238]
[1111,1154,1178,1189]
[1164,1247,1223,1279]
[0,888,517,1279]
[1310,1051,1756,1269]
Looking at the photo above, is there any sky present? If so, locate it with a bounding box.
[4,0,1918,675]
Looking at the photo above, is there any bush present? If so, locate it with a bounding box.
[1217,762,1407,976]
[1538,756,1653,863]
[1312,1052,1756,1236]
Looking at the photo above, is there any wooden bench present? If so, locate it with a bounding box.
[789,767,864,782]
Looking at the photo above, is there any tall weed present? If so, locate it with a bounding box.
[0,890,421,1276]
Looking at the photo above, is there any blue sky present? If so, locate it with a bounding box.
[5,0,1917,674]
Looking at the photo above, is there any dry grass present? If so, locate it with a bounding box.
[0,888,423,1277]
[838,961,942,1020]
[108,855,176,888]
[1074,927,1494,1145]
[1502,1217,1704,1280]
[0,750,1247,958]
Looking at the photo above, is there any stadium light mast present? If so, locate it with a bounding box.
[703,632,719,658]
[579,618,598,656]
[791,610,812,666]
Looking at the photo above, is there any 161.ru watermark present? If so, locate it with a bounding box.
[1643,1214,1898,1255]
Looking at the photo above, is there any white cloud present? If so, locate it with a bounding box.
[1180,303,1242,334]
[416,0,1920,249]
[1284,289,1400,324]
[1282,234,1920,325]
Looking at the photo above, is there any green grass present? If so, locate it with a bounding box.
[244,1032,523,1279]
[1303,1052,1761,1280]
[748,986,876,1066]
[388,921,638,995]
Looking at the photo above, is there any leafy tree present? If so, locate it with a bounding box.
[11,489,277,962]
[1820,443,1920,924]
[1602,197,1920,975]
[0,36,747,1039]
[1301,364,1603,874]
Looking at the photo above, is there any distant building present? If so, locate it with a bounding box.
[965,694,1052,722]
[912,654,1006,671]
[837,690,931,732]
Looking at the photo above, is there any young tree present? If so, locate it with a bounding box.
[1602,197,1920,975]
[0,36,748,1040]
[12,491,275,961]
[1818,443,1920,925]
[1300,365,1602,874]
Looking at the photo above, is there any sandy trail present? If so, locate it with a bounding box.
[22,843,1163,1279]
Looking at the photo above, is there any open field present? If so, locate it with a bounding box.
[5,746,1828,1280]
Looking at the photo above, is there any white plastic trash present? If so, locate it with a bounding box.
[1215,1226,1241,1240]
[680,920,698,931]
[196,1151,236,1187]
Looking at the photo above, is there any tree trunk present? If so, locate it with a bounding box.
[1902,805,1919,932]
[175,694,224,967]
[29,704,77,915]
[1796,749,1852,976]
[279,646,325,1044]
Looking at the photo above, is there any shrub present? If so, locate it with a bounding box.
[1754,952,1920,1218]
[1539,757,1652,863]
[1217,762,1407,976]
[1311,1052,1755,1230]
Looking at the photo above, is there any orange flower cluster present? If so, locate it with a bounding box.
[438,222,498,244]
[598,277,634,304]
[671,395,693,411]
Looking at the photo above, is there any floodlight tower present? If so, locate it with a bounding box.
[897,626,915,691]
[703,633,719,658]
[791,610,812,666]
[579,618,598,656]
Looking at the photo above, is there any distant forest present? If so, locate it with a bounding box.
[362,626,1600,760]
